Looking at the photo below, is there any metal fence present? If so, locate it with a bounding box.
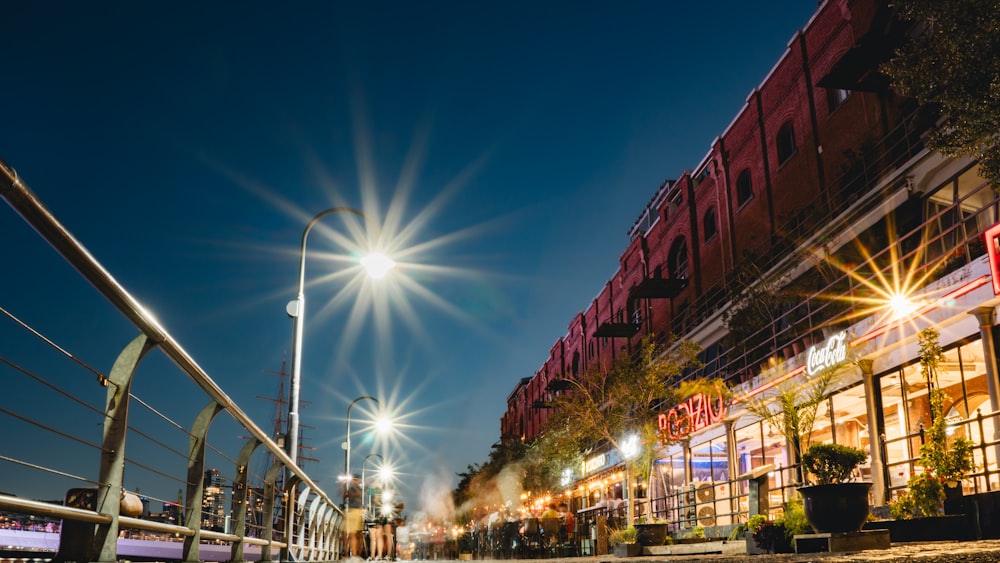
[0,157,343,561]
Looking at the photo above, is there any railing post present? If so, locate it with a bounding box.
[95,333,155,563]
[182,402,225,563]
[230,438,262,563]
[261,462,285,562]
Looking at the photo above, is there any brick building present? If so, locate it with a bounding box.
[500,0,1000,532]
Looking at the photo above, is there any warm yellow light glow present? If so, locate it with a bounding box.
[361,252,396,279]
[888,292,918,318]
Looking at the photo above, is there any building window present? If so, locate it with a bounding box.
[736,169,753,207]
[668,238,688,280]
[826,88,850,113]
[776,121,796,165]
[703,207,717,242]
[695,164,712,186]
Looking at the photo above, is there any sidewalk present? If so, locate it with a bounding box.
[424,539,1000,562]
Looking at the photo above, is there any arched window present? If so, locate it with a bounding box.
[668,237,689,280]
[736,169,753,207]
[776,121,796,164]
[703,207,717,242]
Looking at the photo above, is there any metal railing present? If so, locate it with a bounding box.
[0,157,343,562]
[884,407,1000,502]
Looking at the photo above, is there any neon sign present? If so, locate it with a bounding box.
[806,330,848,375]
[658,387,726,442]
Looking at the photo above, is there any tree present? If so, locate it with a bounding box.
[882,0,1000,185]
[742,358,846,485]
[544,335,716,516]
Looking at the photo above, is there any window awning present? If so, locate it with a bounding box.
[594,322,638,338]
[628,277,688,300]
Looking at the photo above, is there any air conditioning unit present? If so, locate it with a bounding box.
[694,482,714,503]
[697,505,716,527]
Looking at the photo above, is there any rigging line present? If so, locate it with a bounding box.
[0,356,109,418]
[0,454,106,488]
[206,442,238,468]
[126,425,190,461]
[0,305,116,388]
[123,456,188,487]
[129,394,197,439]
[0,406,109,453]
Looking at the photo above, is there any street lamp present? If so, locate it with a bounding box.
[621,433,641,526]
[285,207,395,465]
[362,453,384,513]
[342,394,380,503]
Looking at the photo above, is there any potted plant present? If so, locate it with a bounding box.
[798,442,871,533]
[634,517,669,546]
[609,525,640,557]
[891,328,975,520]
[746,498,809,554]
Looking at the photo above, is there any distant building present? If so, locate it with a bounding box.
[202,468,227,532]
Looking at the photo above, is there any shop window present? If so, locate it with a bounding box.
[776,121,796,165]
[668,238,689,280]
[736,169,753,207]
[703,207,717,242]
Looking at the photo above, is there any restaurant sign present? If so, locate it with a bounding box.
[657,386,726,442]
[806,330,848,376]
[583,453,607,474]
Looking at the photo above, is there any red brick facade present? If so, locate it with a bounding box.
[501,0,901,444]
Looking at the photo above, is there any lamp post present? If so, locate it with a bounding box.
[343,394,379,504]
[621,433,640,526]
[362,453,384,513]
[285,207,394,465]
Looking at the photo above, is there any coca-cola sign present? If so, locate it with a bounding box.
[806,330,848,375]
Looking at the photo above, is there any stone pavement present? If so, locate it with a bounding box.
[420,540,1000,562]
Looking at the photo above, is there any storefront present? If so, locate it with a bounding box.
[647,253,1000,528]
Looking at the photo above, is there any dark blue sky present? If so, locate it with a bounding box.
[1,2,818,513]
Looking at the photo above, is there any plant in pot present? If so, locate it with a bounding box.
[891,328,975,519]
[799,442,871,533]
[746,498,810,554]
[609,525,640,557]
[634,516,669,547]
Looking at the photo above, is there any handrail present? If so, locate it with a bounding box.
[0,156,340,561]
[0,157,326,500]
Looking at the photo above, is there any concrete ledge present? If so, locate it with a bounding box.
[645,540,746,556]
[794,529,890,554]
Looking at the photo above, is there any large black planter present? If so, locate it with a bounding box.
[634,523,669,546]
[798,482,872,533]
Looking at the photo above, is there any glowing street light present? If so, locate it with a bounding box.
[285,207,395,465]
[342,395,390,505]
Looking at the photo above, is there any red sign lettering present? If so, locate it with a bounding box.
[657,387,727,443]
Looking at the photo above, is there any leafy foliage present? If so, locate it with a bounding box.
[917,329,976,483]
[801,443,868,485]
[891,328,975,519]
[608,525,637,545]
[882,0,1000,185]
[749,497,809,553]
[544,334,710,484]
[891,471,945,519]
[742,362,843,483]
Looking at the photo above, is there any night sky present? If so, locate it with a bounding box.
[1,1,818,515]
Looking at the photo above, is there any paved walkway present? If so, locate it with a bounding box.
[414,540,1000,562]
